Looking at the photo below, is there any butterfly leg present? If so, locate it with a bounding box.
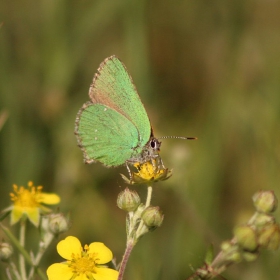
[125,161,132,180]
[154,155,165,169]
[159,156,166,169]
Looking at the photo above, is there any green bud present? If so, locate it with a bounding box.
[117,188,141,212]
[221,241,232,252]
[141,206,164,229]
[221,241,242,263]
[253,191,278,213]
[234,225,258,251]
[48,213,70,234]
[242,251,259,262]
[227,251,242,263]
[0,242,13,262]
[258,224,280,251]
[253,213,275,229]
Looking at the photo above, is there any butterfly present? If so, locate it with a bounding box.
[75,55,195,171]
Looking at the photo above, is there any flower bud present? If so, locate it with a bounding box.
[258,224,280,251]
[141,206,164,229]
[242,251,259,262]
[253,191,278,213]
[48,213,70,234]
[0,242,13,261]
[227,251,242,263]
[221,241,232,252]
[117,188,141,212]
[221,241,242,263]
[233,225,258,251]
[253,213,275,228]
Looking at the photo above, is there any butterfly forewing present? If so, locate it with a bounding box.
[89,56,151,147]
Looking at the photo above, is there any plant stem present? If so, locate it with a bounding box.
[145,186,153,207]
[28,232,55,280]
[117,240,135,280]
[135,185,153,238]
[19,220,27,280]
[0,223,32,265]
[8,261,21,280]
[118,185,153,280]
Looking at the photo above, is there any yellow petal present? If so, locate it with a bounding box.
[47,263,73,280]
[39,193,60,205]
[57,236,82,260]
[94,267,119,280]
[75,274,89,280]
[10,206,23,225]
[25,207,40,227]
[88,242,112,264]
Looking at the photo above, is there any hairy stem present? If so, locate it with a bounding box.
[19,220,27,280]
[118,185,153,280]
[117,240,135,280]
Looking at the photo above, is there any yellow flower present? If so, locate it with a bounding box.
[47,236,119,280]
[9,181,60,227]
[121,159,172,185]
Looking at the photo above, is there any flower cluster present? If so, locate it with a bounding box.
[189,190,280,279]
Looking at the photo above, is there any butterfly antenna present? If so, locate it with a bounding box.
[158,136,197,140]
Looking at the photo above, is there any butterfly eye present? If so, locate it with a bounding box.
[150,139,161,151]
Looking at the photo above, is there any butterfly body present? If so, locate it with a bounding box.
[75,55,161,167]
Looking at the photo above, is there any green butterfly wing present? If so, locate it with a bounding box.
[75,102,143,167]
[89,56,151,146]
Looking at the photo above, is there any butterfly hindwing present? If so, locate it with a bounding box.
[75,102,140,167]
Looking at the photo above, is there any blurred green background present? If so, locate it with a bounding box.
[1,1,280,279]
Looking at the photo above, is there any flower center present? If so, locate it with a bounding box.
[10,181,42,208]
[134,160,164,180]
[68,245,98,276]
